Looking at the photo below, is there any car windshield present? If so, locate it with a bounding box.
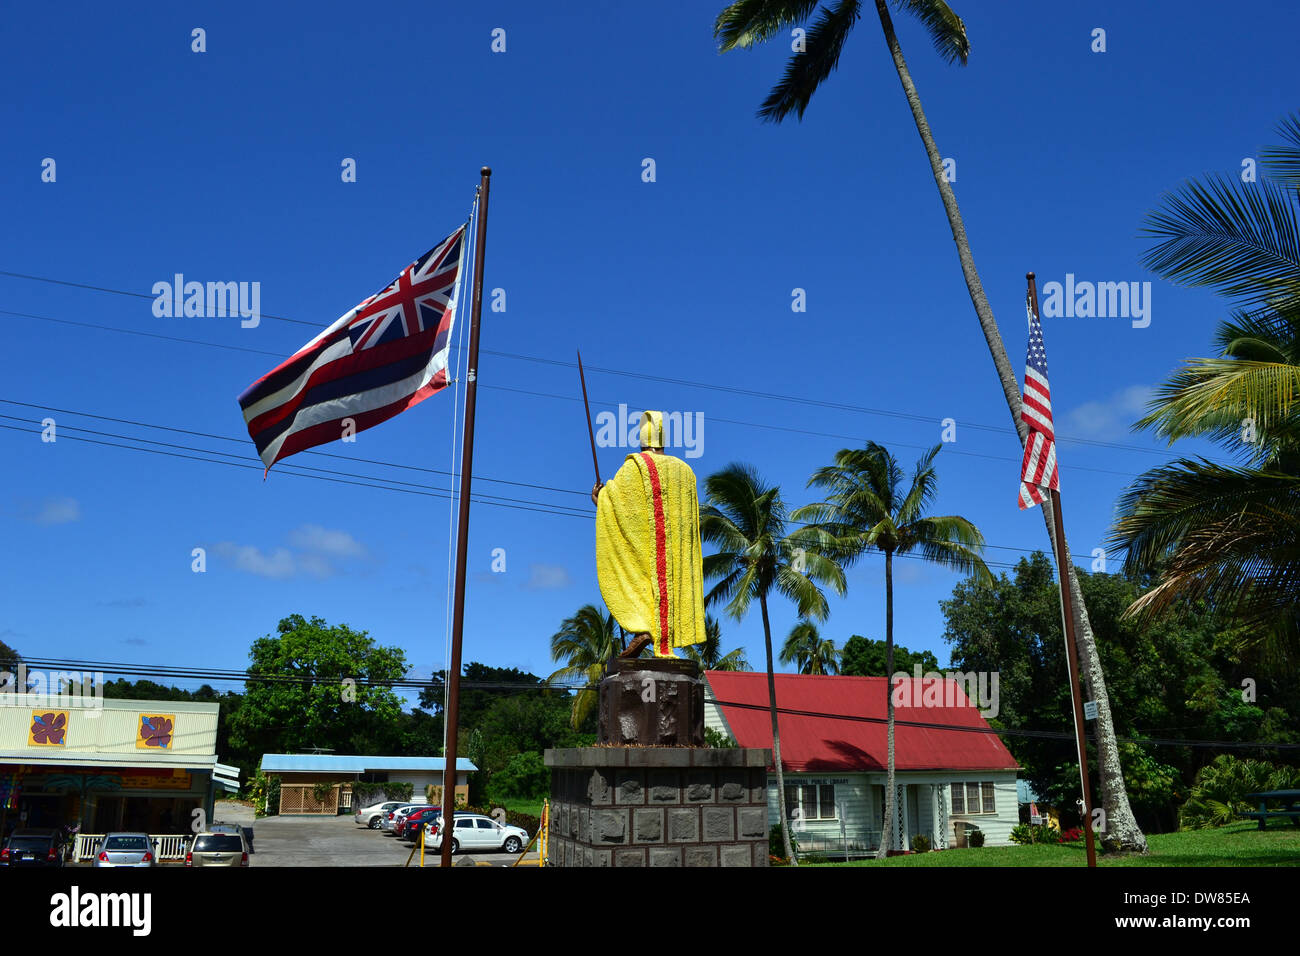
[8,837,50,851]
[103,837,150,850]
[192,835,243,852]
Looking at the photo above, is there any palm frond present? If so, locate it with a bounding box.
[891,0,969,65]
[714,0,822,51]
[1141,173,1300,305]
[758,0,862,122]
[1260,112,1300,190]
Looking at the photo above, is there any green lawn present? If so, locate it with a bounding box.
[807,821,1300,867]
[501,798,546,819]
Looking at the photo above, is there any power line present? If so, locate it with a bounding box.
[12,655,1296,752]
[2,306,1165,483]
[0,274,1202,460]
[0,400,1111,567]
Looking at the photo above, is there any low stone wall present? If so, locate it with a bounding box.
[544,746,770,867]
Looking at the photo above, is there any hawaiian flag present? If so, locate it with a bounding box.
[1018,297,1059,510]
[239,225,467,472]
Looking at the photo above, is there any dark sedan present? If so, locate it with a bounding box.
[1,828,67,867]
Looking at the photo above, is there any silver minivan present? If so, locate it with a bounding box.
[186,831,248,867]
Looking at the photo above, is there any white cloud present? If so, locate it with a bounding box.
[18,496,81,525]
[212,543,298,579]
[524,563,572,590]
[287,524,367,558]
[1063,385,1155,440]
[211,524,369,579]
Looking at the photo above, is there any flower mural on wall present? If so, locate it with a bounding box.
[137,714,174,749]
[29,711,67,746]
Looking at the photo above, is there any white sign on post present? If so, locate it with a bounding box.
[1083,700,1098,720]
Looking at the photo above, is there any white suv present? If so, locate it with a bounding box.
[423,814,528,854]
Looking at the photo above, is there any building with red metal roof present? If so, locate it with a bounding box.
[704,671,1022,855]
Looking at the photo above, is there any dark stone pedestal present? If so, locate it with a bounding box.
[544,747,771,867]
[598,657,705,747]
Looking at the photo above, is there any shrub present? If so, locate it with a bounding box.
[704,727,736,749]
[247,770,280,817]
[351,781,414,807]
[769,823,799,864]
[1180,755,1300,829]
[910,834,931,853]
[968,829,984,847]
[1009,823,1058,845]
[1059,826,1083,842]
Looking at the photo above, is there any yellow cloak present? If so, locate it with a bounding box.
[595,451,707,656]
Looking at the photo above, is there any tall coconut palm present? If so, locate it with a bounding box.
[794,442,990,857]
[700,463,846,865]
[547,603,642,729]
[682,615,753,671]
[714,0,1148,851]
[1115,115,1300,652]
[780,619,841,674]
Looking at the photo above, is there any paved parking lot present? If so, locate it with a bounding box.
[228,804,538,867]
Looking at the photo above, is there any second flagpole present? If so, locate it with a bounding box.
[440,166,492,868]
[1027,271,1098,869]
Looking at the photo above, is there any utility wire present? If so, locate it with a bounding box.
[12,655,1297,752]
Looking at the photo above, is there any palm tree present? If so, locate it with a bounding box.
[700,463,846,865]
[793,442,990,857]
[713,0,1148,852]
[547,603,642,729]
[780,619,841,674]
[1114,115,1300,652]
[682,615,752,671]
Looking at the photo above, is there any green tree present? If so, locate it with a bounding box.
[682,614,751,671]
[713,0,1147,852]
[229,614,407,759]
[794,442,989,857]
[700,463,846,865]
[548,604,646,729]
[840,635,939,677]
[779,619,840,674]
[485,752,550,805]
[942,554,1300,832]
[1115,115,1300,655]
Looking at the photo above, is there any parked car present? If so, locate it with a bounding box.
[355,800,405,830]
[397,806,441,842]
[382,804,425,834]
[423,814,528,854]
[1,828,68,867]
[186,831,249,867]
[94,833,155,868]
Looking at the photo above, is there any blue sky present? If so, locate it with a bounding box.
[2,1,1294,705]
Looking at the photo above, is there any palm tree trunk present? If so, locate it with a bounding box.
[760,593,797,865]
[873,0,1146,852]
[877,549,897,859]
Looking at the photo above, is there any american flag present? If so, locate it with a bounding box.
[239,225,467,472]
[1018,295,1059,509]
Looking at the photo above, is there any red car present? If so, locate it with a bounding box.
[396,806,441,841]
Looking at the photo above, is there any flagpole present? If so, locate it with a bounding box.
[440,166,491,868]
[1027,272,1098,869]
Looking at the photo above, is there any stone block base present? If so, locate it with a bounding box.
[545,746,770,867]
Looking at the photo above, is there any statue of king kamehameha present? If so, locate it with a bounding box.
[590,410,707,658]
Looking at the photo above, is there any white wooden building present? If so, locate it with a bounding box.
[705,672,1021,855]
